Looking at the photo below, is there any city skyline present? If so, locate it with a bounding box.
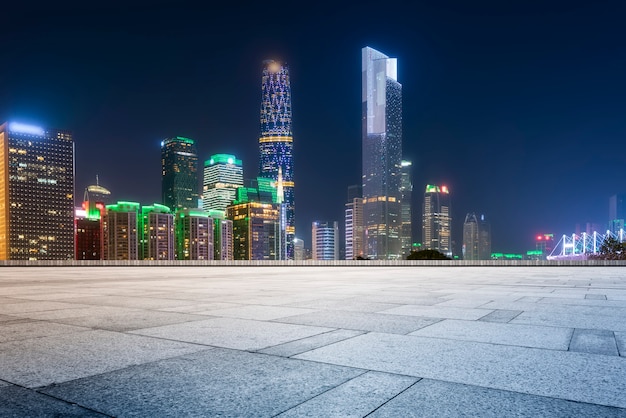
[1,3,625,254]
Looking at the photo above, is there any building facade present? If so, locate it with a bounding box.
[0,122,74,260]
[609,193,626,235]
[258,59,295,259]
[202,154,243,212]
[345,197,364,260]
[227,202,279,260]
[161,136,199,210]
[422,184,452,257]
[361,47,403,260]
[175,208,213,260]
[208,209,233,260]
[103,201,140,260]
[400,160,413,257]
[140,204,174,260]
[462,213,491,260]
[312,221,339,260]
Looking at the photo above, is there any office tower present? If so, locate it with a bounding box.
[258,59,295,259]
[400,160,413,256]
[103,201,140,260]
[361,46,403,260]
[227,202,279,260]
[312,221,339,260]
[609,193,626,235]
[140,204,174,260]
[75,185,109,260]
[208,209,233,260]
[345,185,364,260]
[462,213,491,260]
[422,184,451,257]
[202,154,244,212]
[0,122,74,260]
[161,136,199,210]
[175,208,213,260]
[293,237,304,261]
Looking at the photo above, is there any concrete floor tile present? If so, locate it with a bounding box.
[569,329,619,356]
[0,321,90,343]
[369,379,626,417]
[52,310,211,332]
[0,385,106,417]
[615,331,626,356]
[258,329,365,357]
[41,348,363,418]
[198,304,317,320]
[478,309,523,323]
[130,317,335,350]
[409,320,572,350]
[381,305,493,320]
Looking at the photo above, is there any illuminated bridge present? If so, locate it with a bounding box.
[547,230,625,260]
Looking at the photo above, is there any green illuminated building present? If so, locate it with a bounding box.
[103,201,140,260]
[422,184,452,257]
[208,209,233,260]
[140,204,174,260]
[203,154,243,212]
[161,136,199,210]
[174,208,213,260]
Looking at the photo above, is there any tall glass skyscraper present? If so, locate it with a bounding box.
[400,160,413,257]
[258,59,295,259]
[422,184,452,257]
[161,136,199,210]
[203,154,243,212]
[0,122,74,260]
[361,46,403,259]
[462,213,491,260]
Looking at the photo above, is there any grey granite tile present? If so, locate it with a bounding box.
[0,301,90,315]
[130,317,335,350]
[277,371,418,417]
[515,296,543,302]
[0,329,209,388]
[56,295,198,309]
[52,310,210,332]
[615,331,626,356]
[409,320,572,350]
[0,321,90,343]
[569,329,619,356]
[273,311,441,334]
[196,304,317,320]
[294,332,626,408]
[0,385,106,417]
[369,379,626,417]
[258,329,365,357]
[380,305,493,320]
[586,294,607,300]
[156,301,243,313]
[478,309,523,323]
[41,348,363,417]
[284,298,400,313]
[13,306,142,321]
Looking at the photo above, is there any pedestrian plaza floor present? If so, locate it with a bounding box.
[0,266,625,417]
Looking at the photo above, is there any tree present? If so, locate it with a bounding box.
[406,249,451,260]
[588,235,626,260]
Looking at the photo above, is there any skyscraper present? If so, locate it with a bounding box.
[361,46,403,260]
[345,185,364,260]
[400,160,413,257]
[175,208,213,260]
[422,184,451,257]
[0,122,74,260]
[258,59,295,259]
[202,154,243,212]
[462,213,491,260]
[161,136,199,210]
[140,204,174,260]
[312,221,339,260]
[609,193,625,235]
[103,201,140,260]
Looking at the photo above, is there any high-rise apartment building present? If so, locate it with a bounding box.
[227,202,279,260]
[140,204,174,260]
[345,185,365,260]
[202,154,243,212]
[208,210,233,261]
[400,160,413,257]
[175,208,213,260]
[258,59,295,259]
[103,201,140,260]
[312,221,339,260]
[161,136,199,210]
[609,193,626,235]
[462,213,491,260]
[361,47,403,260]
[0,122,74,260]
[422,184,451,257]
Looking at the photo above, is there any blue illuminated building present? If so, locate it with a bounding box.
[258,59,295,259]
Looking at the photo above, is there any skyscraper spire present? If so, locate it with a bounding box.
[277,166,284,204]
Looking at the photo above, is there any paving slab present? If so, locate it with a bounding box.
[369,378,626,417]
[381,305,493,320]
[284,298,400,313]
[130,317,335,350]
[277,371,418,417]
[0,329,210,388]
[41,348,363,418]
[273,310,441,334]
[0,385,106,417]
[585,294,607,300]
[197,304,317,320]
[0,301,92,315]
[294,332,626,408]
[56,295,199,309]
[569,329,619,356]
[409,319,573,350]
[0,321,90,343]
[478,309,523,323]
[615,331,626,356]
[258,329,366,357]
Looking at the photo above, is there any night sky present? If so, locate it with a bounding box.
[2,1,625,255]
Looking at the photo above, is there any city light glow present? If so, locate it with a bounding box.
[9,122,45,136]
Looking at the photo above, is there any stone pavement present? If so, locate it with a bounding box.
[0,266,624,417]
